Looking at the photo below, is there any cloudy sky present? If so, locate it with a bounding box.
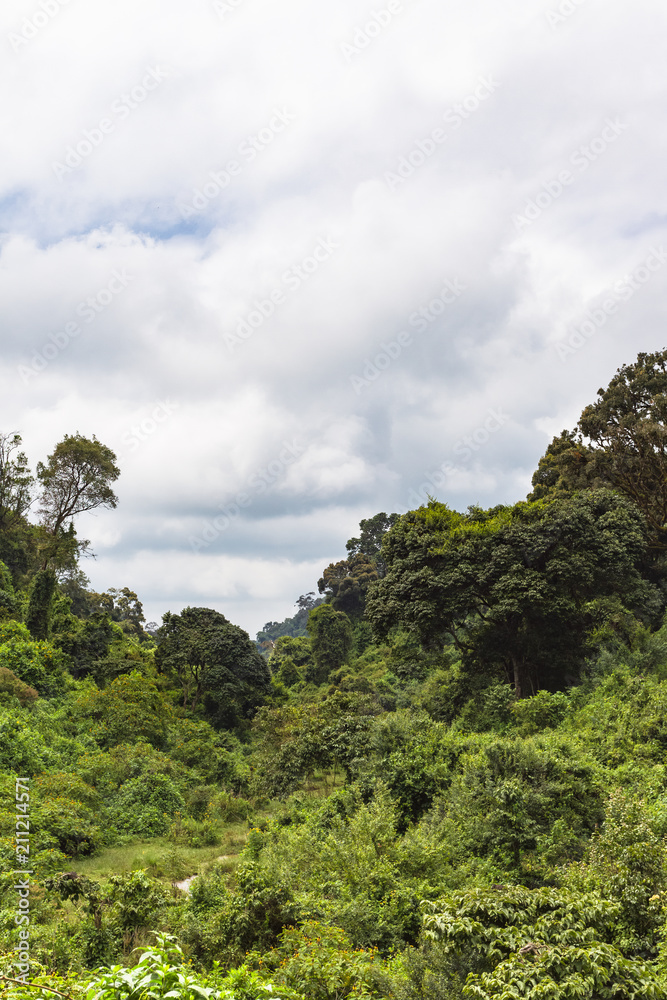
[1,0,666,636]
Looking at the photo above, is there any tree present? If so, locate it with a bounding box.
[366,492,659,697]
[306,604,354,684]
[73,671,174,749]
[36,433,120,566]
[269,635,314,687]
[0,433,37,581]
[256,592,325,645]
[296,592,320,613]
[346,511,400,577]
[0,432,33,530]
[528,429,595,501]
[0,560,18,622]
[155,607,271,727]
[55,610,116,678]
[317,553,378,620]
[529,349,667,552]
[87,587,146,638]
[25,568,56,640]
[57,567,93,617]
[0,621,65,696]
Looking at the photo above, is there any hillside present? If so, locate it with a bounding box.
[2,351,667,999]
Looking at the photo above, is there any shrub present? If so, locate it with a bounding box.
[0,666,38,706]
[423,885,667,998]
[564,790,667,956]
[510,689,570,735]
[107,871,171,931]
[262,920,385,1000]
[0,636,65,697]
[110,772,186,836]
[168,811,220,848]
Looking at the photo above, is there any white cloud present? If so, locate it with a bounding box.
[2,0,666,634]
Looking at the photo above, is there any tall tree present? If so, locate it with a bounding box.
[529,349,667,551]
[528,429,596,501]
[346,512,400,577]
[0,432,34,530]
[366,492,659,697]
[317,553,378,620]
[25,568,57,640]
[306,604,354,684]
[0,561,18,622]
[88,587,146,638]
[37,434,120,566]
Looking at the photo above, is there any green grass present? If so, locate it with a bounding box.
[71,820,250,882]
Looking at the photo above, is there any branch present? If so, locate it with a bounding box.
[0,976,74,1000]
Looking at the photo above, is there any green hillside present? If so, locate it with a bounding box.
[3,351,667,999]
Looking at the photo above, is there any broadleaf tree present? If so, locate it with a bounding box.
[529,349,667,553]
[366,490,660,697]
[155,606,271,728]
[36,433,120,567]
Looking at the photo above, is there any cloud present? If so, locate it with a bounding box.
[2,0,667,635]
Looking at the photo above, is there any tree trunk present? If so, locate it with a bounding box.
[511,654,522,700]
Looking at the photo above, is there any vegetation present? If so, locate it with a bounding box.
[4,351,667,999]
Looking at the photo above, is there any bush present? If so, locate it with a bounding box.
[0,666,38,706]
[564,790,667,956]
[32,795,104,856]
[510,689,570,735]
[83,935,300,1000]
[168,811,220,848]
[211,789,252,823]
[440,734,603,870]
[423,885,667,998]
[0,709,58,774]
[110,772,186,836]
[183,859,297,965]
[261,920,385,1000]
[107,870,171,931]
[0,636,65,697]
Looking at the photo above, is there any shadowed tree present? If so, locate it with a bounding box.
[306,604,354,684]
[25,568,57,640]
[318,553,379,620]
[346,512,400,577]
[155,606,271,728]
[366,492,659,698]
[88,587,147,638]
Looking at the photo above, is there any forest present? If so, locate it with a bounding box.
[3,349,667,999]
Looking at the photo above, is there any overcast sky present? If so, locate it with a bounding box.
[1,0,666,636]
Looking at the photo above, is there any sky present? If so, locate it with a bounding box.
[1,0,666,637]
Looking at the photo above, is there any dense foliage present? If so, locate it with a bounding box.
[4,352,667,999]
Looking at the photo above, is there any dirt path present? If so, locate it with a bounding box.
[174,855,231,894]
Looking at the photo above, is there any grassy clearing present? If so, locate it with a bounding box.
[69,788,338,887]
[71,820,251,882]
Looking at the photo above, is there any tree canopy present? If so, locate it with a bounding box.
[317,553,379,621]
[0,432,33,531]
[306,603,354,684]
[346,511,400,577]
[36,433,120,567]
[529,349,667,552]
[366,490,659,696]
[155,606,271,727]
